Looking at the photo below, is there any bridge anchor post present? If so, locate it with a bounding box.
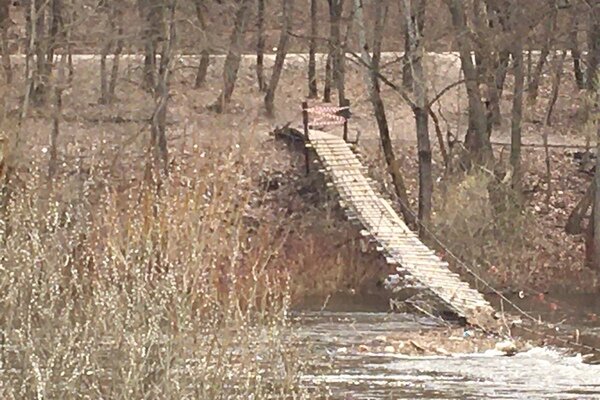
[301,101,310,175]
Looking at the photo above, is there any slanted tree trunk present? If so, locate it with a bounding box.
[210,0,252,113]
[545,50,567,127]
[0,0,12,84]
[401,0,431,229]
[264,0,293,116]
[566,181,594,235]
[354,0,414,226]
[540,52,566,207]
[255,0,266,91]
[108,4,124,100]
[307,0,318,98]
[193,0,210,88]
[445,0,491,166]
[569,12,584,90]
[528,10,555,104]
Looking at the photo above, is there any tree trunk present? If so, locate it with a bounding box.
[323,53,332,102]
[330,0,346,105]
[566,181,594,235]
[483,0,510,127]
[593,121,600,271]
[527,10,555,104]
[255,0,266,92]
[151,0,177,174]
[445,0,491,166]
[401,0,431,230]
[510,37,524,190]
[193,0,210,88]
[308,0,318,98]
[402,24,412,90]
[0,0,12,84]
[99,16,113,104]
[100,1,123,104]
[587,3,600,92]
[47,0,63,67]
[32,0,48,106]
[489,51,509,126]
[402,2,424,91]
[49,61,65,181]
[545,50,567,127]
[354,0,414,226]
[211,0,252,113]
[264,0,293,117]
[108,6,124,100]
[569,13,584,90]
[139,0,163,92]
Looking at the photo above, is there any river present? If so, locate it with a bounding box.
[291,294,600,399]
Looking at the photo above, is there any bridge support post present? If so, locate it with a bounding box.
[341,99,350,142]
[302,101,310,175]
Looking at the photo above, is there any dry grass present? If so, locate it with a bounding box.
[0,124,318,398]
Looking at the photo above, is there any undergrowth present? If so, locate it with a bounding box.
[0,136,313,399]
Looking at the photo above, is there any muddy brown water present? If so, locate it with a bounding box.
[291,293,600,399]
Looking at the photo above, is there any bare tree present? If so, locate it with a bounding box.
[264,0,293,116]
[401,0,423,91]
[100,0,124,104]
[307,0,318,98]
[108,3,124,100]
[210,0,252,113]
[587,1,600,91]
[0,0,12,84]
[329,0,345,104]
[30,0,48,105]
[323,53,332,102]
[445,0,491,166]
[527,8,556,104]
[569,10,584,90]
[150,0,177,174]
[139,0,164,92]
[401,0,431,228]
[509,17,524,190]
[594,120,600,271]
[49,59,66,181]
[545,50,567,127]
[566,181,594,235]
[354,0,414,225]
[482,0,511,127]
[193,0,211,88]
[255,0,266,91]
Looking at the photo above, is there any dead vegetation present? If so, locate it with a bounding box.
[2,0,600,394]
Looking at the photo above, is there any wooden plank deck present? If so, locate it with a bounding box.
[307,129,499,330]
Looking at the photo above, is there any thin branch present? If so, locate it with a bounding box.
[427,79,465,107]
